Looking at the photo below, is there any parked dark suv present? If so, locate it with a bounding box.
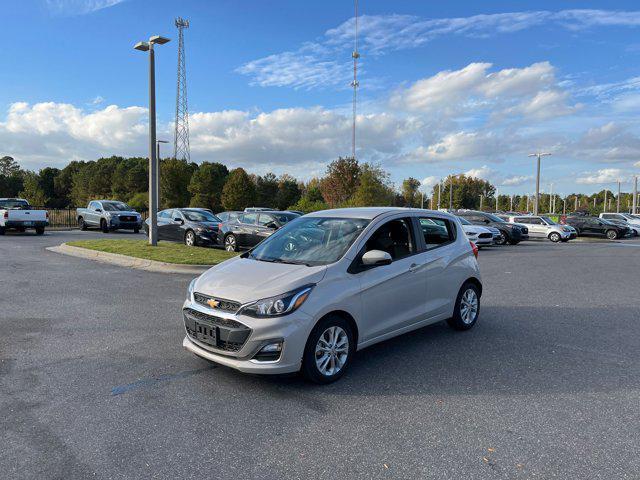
[561,215,629,240]
[218,210,300,251]
[456,210,529,245]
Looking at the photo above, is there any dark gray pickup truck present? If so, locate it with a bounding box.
[76,200,142,233]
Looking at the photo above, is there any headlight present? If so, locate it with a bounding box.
[467,231,478,236]
[240,285,314,318]
[562,227,571,232]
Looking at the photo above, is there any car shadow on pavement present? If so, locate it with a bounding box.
[223,304,639,398]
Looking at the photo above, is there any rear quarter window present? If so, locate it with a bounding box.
[418,217,457,250]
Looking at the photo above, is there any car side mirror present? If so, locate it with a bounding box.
[95,208,102,213]
[174,218,184,224]
[362,250,392,267]
[266,222,278,229]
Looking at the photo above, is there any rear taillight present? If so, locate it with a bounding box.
[217,223,222,230]
[470,241,479,259]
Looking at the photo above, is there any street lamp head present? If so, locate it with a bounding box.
[157,140,169,144]
[134,41,150,51]
[528,152,551,157]
[149,35,171,45]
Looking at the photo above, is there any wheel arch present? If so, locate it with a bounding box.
[316,310,359,349]
[462,276,483,297]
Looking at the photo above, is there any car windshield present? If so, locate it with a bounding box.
[103,202,132,212]
[457,216,472,225]
[248,217,369,266]
[272,212,300,224]
[0,199,30,209]
[483,213,505,222]
[541,216,557,225]
[182,210,219,222]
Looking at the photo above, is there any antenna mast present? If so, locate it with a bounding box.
[351,0,360,160]
[174,17,190,162]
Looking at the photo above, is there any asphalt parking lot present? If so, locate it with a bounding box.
[2,230,639,479]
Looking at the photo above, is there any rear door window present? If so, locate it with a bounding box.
[365,218,415,261]
[418,217,456,250]
[241,213,258,225]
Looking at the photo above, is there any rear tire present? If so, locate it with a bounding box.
[605,229,618,240]
[133,227,140,234]
[17,227,26,233]
[0,226,5,235]
[447,282,481,331]
[508,239,520,245]
[35,227,45,235]
[224,234,237,252]
[549,232,561,243]
[78,217,87,231]
[101,219,109,234]
[302,315,355,384]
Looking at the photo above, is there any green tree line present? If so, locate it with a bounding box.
[1,154,635,214]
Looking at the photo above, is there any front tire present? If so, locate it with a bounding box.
[133,227,140,234]
[606,229,618,240]
[549,232,561,243]
[508,239,520,245]
[0,226,5,235]
[185,230,197,247]
[302,315,355,384]
[35,227,45,235]
[224,234,237,252]
[100,219,109,234]
[78,217,87,231]
[495,230,508,245]
[447,282,481,331]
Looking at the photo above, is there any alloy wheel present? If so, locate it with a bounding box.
[459,288,478,324]
[314,326,349,377]
[186,231,195,246]
[225,235,236,252]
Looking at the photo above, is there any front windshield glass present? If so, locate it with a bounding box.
[103,202,132,212]
[182,210,219,222]
[484,213,505,223]
[457,216,471,225]
[249,217,369,266]
[541,216,557,225]
[0,199,30,209]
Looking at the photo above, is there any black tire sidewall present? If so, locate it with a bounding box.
[302,315,355,384]
[447,282,481,331]
[606,230,617,240]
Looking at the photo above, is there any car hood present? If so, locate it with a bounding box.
[194,256,328,304]
[463,225,490,234]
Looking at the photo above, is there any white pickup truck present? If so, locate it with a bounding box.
[0,198,49,235]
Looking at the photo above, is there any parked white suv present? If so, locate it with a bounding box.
[599,213,640,236]
[183,208,482,383]
[508,215,576,242]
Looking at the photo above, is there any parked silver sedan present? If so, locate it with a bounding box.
[508,215,576,242]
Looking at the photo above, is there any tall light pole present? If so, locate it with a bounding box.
[529,152,551,215]
[437,181,442,210]
[156,140,169,210]
[134,35,170,246]
[633,175,638,214]
[449,177,453,210]
[495,190,499,211]
[510,194,513,211]
[479,194,483,211]
[603,189,608,213]
[617,180,621,213]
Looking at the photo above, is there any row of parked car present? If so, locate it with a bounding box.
[70,199,640,248]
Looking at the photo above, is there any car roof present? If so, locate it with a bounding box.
[304,207,445,220]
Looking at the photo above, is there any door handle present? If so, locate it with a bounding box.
[409,263,420,273]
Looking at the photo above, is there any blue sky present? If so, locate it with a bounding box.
[3,0,640,195]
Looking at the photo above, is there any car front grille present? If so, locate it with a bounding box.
[193,292,241,313]
[478,232,492,239]
[183,308,251,352]
[119,215,136,222]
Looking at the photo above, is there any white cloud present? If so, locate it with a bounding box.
[390,61,578,121]
[576,168,625,184]
[465,165,494,180]
[238,10,640,90]
[421,176,438,189]
[500,174,533,186]
[46,0,126,16]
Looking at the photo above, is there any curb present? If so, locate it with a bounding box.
[46,243,212,275]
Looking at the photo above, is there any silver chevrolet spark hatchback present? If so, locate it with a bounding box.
[183,208,482,383]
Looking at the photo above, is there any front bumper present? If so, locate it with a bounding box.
[109,219,142,229]
[195,230,219,244]
[181,300,312,374]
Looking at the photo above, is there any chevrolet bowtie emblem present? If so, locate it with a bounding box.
[207,298,220,309]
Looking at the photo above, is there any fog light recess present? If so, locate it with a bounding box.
[252,342,283,362]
